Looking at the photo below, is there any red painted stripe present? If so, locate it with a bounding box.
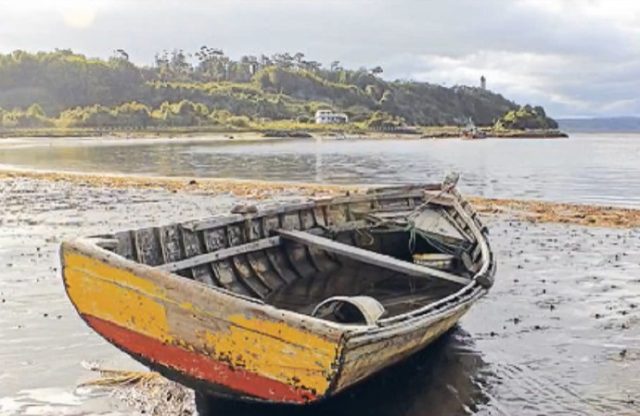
[83,314,316,403]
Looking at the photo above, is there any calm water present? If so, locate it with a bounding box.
[1,134,640,206]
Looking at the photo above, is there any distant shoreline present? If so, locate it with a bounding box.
[0,126,568,140]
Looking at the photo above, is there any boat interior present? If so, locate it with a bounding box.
[94,190,485,325]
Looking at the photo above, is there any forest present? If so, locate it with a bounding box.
[0,48,553,131]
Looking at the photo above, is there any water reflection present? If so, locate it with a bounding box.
[198,328,490,416]
[1,135,640,207]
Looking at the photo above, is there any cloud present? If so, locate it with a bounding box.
[0,0,638,117]
[59,3,99,29]
[388,50,640,116]
[517,0,640,30]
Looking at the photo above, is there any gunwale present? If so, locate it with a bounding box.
[60,182,496,403]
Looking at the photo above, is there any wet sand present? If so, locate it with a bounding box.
[3,168,640,228]
[469,197,640,229]
[1,175,639,415]
[0,169,356,199]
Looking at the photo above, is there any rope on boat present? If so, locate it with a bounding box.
[403,173,462,254]
[322,173,464,255]
[407,223,460,255]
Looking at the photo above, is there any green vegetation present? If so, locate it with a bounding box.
[494,105,559,130]
[0,49,557,134]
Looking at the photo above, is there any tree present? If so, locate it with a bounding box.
[293,52,305,70]
[0,48,532,128]
[112,49,129,61]
[169,49,192,80]
[305,60,322,73]
[27,103,45,117]
[272,53,294,69]
[371,66,384,76]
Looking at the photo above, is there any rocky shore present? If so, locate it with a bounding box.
[421,128,568,139]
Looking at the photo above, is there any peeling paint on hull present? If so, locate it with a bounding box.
[61,184,496,404]
[83,314,317,403]
[62,248,343,403]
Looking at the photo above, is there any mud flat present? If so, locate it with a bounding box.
[0,169,357,199]
[2,168,640,228]
[1,175,639,415]
[470,197,640,228]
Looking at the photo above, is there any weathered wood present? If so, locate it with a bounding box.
[422,193,456,207]
[234,218,282,289]
[184,203,315,232]
[160,236,282,273]
[281,212,301,230]
[328,190,425,205]
[265,248,299,284]
[313,206,327,227]
[233,254,270,298]
[134,228,163,266]
[294,210,325,271]
[328,220,370,234]
[279,212,316,278]
[325,204,348,226]
[60,238,347,405]
[439,208,474,242]
[60,180,496,405]
[115,231,135,260]
[287,242,317,279]
[300,209,316,230]
[245,219,262,241]
[247,251,285,291]
[378,197,411,211]
[366,183,442,194]
[278,230,470,285]
[202,228,235,290]
[181,229,215,285]
[159,225,184,263]
[183,191,429,233]
[227,225,271,298]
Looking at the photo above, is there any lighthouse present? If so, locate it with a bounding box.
[480,75,486,90]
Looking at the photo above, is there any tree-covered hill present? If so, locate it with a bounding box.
[0,49,535,129]
[494,105,559,130]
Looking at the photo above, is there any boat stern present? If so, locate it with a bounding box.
[60,238,345,404]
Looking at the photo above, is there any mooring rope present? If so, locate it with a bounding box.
[405,176,461,254]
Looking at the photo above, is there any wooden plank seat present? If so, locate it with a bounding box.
[159,228,471,286]
[277,229,470,285]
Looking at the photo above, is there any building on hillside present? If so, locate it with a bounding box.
[315,110,349,124]
[480,75,486,90]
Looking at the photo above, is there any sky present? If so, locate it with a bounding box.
[0,0,638,118]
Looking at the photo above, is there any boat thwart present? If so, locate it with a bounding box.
[60,181,496,404]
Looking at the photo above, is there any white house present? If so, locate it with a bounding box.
[315,110,349,124]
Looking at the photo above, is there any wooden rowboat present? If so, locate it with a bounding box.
[60,181,496,405]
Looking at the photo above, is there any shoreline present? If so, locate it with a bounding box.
[0,126,569,140]
[1,167,638,229]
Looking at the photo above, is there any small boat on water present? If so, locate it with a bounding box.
[60,178,496,405]
[461,129,487,140]
[461,121,488,140]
